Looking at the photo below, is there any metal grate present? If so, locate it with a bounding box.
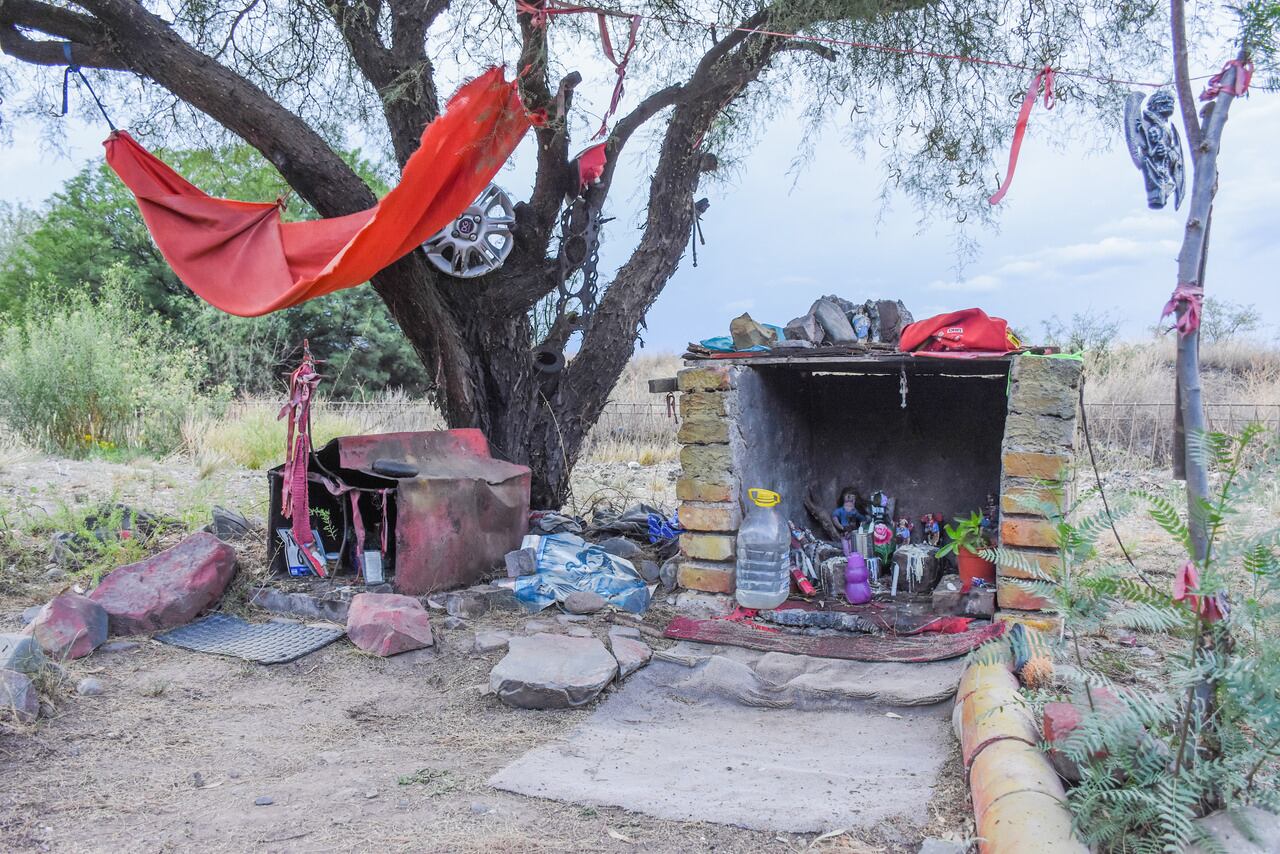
[156,613,345,664]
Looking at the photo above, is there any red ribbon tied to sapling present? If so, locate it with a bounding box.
[1173,560,1226,623]
[1161,282,1204,336]
[988,66,1055,205]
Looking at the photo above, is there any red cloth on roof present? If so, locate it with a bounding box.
[104,68,532,317]
[899,308,1014,353]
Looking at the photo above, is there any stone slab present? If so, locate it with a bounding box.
[490,655,953,833]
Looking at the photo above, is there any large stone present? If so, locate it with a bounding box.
[0,633,45,674]
[679,391,728,420]
[679,444,733,483]
[678,501,741,533]
[489,634,618,709]
[784,312,824,344]
[563,590,608,615]
[676,477,738,503]
[1003,412,1077,451]
[931,577,996,618]
[1188,807,1280,854]
[31,593,108,660]
[596,536,644,561]
[677,560,735,595]
[677,416,730,445]
[607,630,652,678]
[473,630,513,653]
[729,312,778,350]
[811,298,857,343]
[444,590,489,619]
[677,366,733,392]
[90,532,236,636]
[679,532,735,562]
[673,590,735,618]
[346,592,435,656]
[0,669,38,723]
[1009,356,1083,420]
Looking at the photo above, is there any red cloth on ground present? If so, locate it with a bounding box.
[899,308,1014,353]
[104,68,532,317]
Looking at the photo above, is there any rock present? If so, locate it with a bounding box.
[596,536,644,561]
[504,548,537,578]
[0,633,45,674]
[638,560,661,584]
[363,790,378,799]
[20,605,41,626]
[918,839,965,854]
[76,676,105,696]
[473,630,512,653]
[523,619,554,633]
[1188,806,1280,854]
[673,591,735,618]
[249,587,351,623]
[729,312,778,350]
[209,506,254,541]
[607,630,652,678]
[442,616,467,630]
[31,593,109,660]
[466,583,519,612]
[44,568,68,583]
[90,532,237,636]
[470,802,495,815]
[346,593,434,656]
[563,590,607,615]
[489,634,619,709]
[784,311,824,344]
[254,796,274,806]
[444,590,489,620]
[608,625,642,638]
[811,298,857,343]
[556,614,587,625]
[0,670,39,723]
[659,556,679,591]
[98,640,140,654]
[773,339,814,349]
[566,627,594,638]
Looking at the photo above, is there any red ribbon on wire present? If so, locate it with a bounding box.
[1161,282,1204,336]
[988,66,1054,205]
[517,0,641,138]
[1200,58,1253,101]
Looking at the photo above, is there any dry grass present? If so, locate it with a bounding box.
[1086,338,1280,406]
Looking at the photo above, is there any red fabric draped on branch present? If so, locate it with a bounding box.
[105,68,534,317]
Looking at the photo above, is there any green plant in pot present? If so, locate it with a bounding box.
[937,511,996,585]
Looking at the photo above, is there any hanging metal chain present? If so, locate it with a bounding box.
[555,201,608,323]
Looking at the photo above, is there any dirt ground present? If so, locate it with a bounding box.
[0,453,969,854]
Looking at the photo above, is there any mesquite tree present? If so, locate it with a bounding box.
[1,0,1164,505]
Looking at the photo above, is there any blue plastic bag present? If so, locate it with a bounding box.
[514,533,651,614]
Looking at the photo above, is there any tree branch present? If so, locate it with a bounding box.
[0,0,128,70]
[1170,0,1201,153]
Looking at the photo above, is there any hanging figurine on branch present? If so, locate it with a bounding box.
[1123,90,1185,210]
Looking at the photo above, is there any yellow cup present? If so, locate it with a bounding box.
[749,488,780,508]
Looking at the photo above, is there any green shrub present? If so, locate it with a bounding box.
[0,271,221,456]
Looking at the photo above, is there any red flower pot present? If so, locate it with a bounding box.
[958,547,996,586]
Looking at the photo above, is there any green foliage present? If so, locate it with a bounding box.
[1039,428,1280,852]
[0,270,222,456]
[0,147,424,398]
[1200,297,1263,343]
[936,510,991,557]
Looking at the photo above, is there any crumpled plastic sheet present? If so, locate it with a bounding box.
[529,510,586,535]
[590,503,682,544]
[514,532,651,614]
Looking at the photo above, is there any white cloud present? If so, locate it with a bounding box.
[927,274,1003,292]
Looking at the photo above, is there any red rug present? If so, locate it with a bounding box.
[663,615,1006,663]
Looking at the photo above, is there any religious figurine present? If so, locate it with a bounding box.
[831,487,868,535]
[1124,90,1185,210]
[895,517,913,546]
[921,513,942,547]
[979,494,999,541]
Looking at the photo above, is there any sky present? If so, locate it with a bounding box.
[2,55,1277,352]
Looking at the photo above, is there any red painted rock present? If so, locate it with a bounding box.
[32,593,108,659]
[346,593,435,656]
[90,532,237,636]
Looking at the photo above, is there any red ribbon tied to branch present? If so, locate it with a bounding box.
[1173,560,1226,623]
[1200,58,1254,101]
[1161,282,1204,337]
[988,66,1055,205]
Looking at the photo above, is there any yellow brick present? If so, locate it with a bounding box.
[677,366,733,392]
[997,577,1056,612]
[677,415,730,445]
[996,548,1059,581]
[680,391,728,419]
[679,501,741,532]
[995,610,1064,637]
[1001,451,1068,481]
[677,560,735,594]
[677,478,737,503]
[680,532,735,562]
[1000,486,1062,517]
[1000,517,1058,549]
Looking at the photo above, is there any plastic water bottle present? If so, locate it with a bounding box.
[735,488,791,609]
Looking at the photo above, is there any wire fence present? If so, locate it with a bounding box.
[201,398,1278,469]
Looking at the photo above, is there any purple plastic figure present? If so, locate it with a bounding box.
[844,545,872,605]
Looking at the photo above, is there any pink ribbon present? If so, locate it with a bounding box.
[988,66,1055,205]
[1201,59,1253,101]
[1172,560,1225,623]
[1161,282,1204,337]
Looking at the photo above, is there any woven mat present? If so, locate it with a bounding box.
[663,615,1005,663]
[156,613,345,664]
